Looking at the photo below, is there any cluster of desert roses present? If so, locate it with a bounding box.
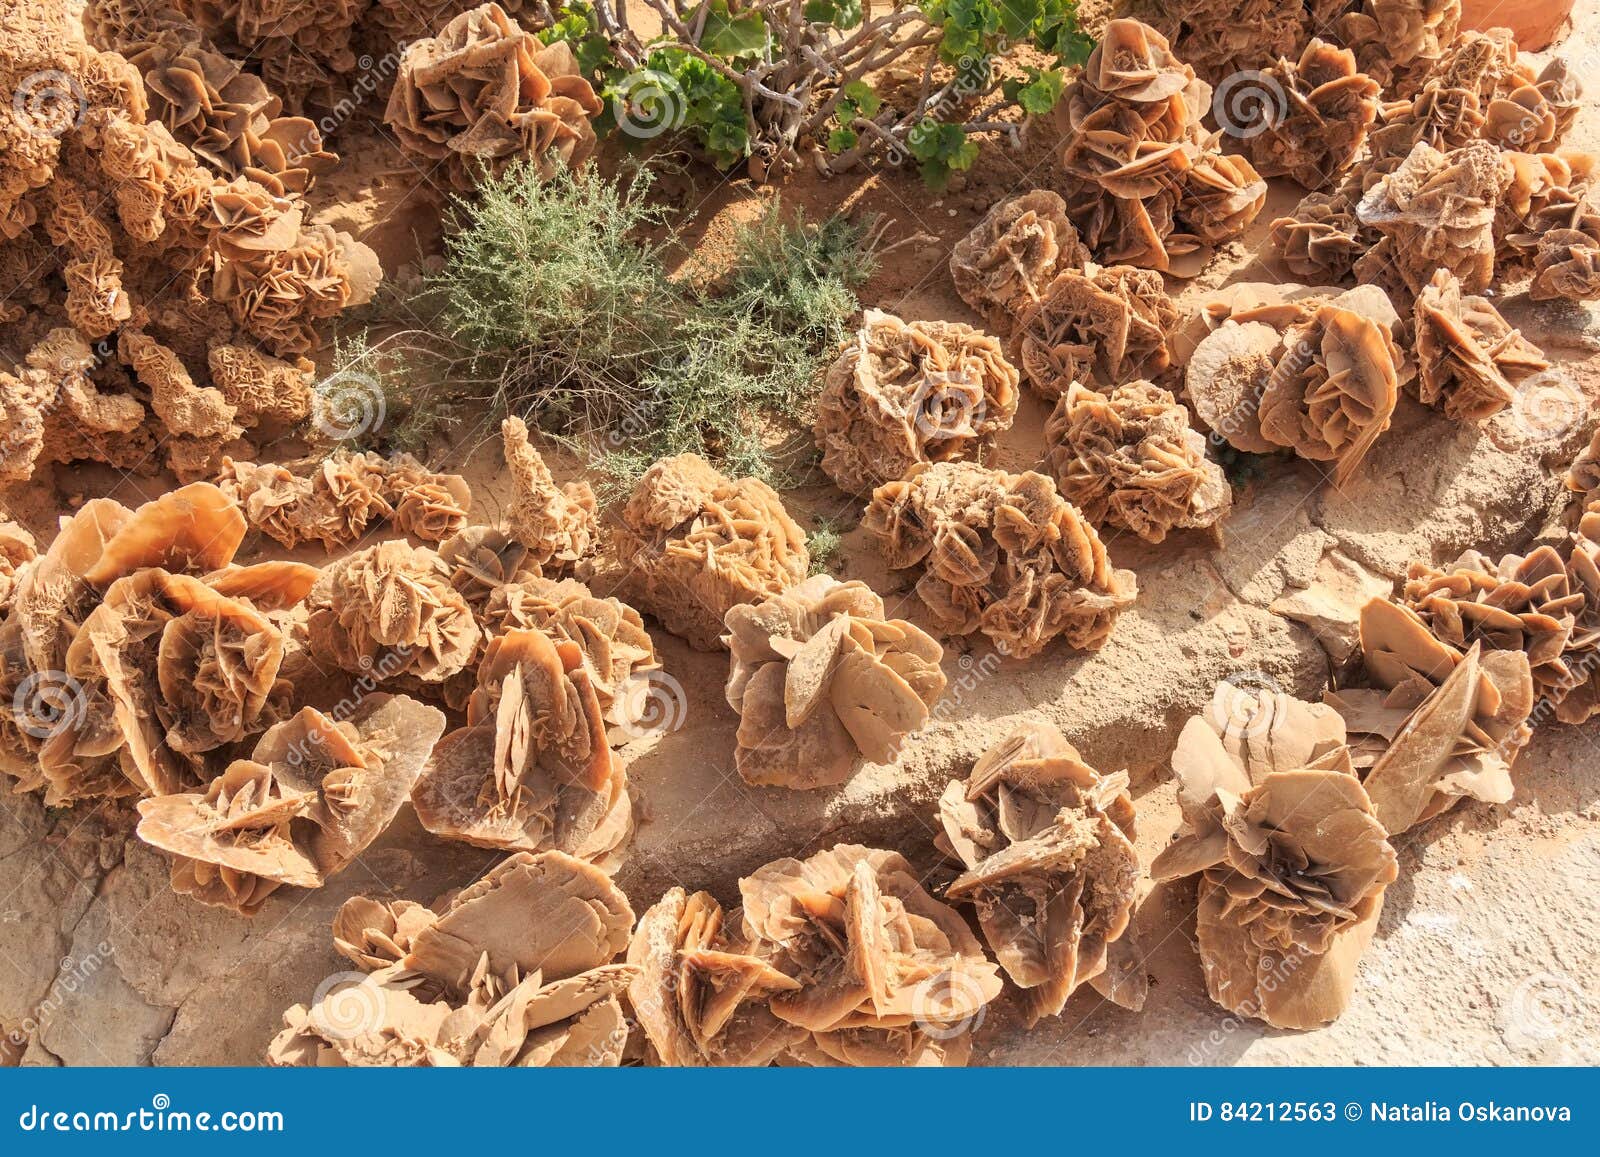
[4,0,1600,1068]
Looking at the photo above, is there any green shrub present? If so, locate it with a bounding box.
[382,160,873,487]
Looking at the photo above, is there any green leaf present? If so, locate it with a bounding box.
[827,127,858,152]
[1014,67,1064,116]
[803,0,862,28]
[839,80,881,119]
[691,1,770,58]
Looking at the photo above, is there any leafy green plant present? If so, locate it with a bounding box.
[363,161,873,486]
[554,0,1094,184]
[805,518,846,575]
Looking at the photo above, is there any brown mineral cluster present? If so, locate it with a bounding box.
[1356,140,1509,295]
[0,0,377,482]
[384,3,601,189]
[627,887,805,1066]
[0,481,455,916]
[1043,380,1231,543]
[1413,268,1547,420]
[815,309,1019,495]
[137,696,445,914]
[1243,39,1381,190]
[1186,284,1405,482]
[1151,685,1398,1029]
[1332,610,1534,833]
[305,540,483,683]
[1009,264,1179,398]
[948,191,1089,326]
[500,416,598,569]
[270,851,636,1066]
[217,451,471,549]
[937,722,1144,1023]
[1055,18,1267,276]
[722,576,947,789]
[1120,0,1304,86]
[737,844,1004,1066]
[864,461,1137,659]
[1396,544,1597,722]
[411,628,631,868]
[612,454,809,651]
[477,575,659,732]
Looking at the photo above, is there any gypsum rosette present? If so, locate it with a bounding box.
[1008,263,1179,400]
[209,179,383,358]
[1117,0,1305,86]
[1397,543,1598,723]
[948,190,1089,326]
[0,483,315,804]
[1238,39,1381,191]
[1330,0,1461,100]
[137,694,446,915]
[1330,598,1534,834]
[305,539,483,683]
[815,309,1019,496]
[1055,19,1265,276]
[1268,189,1374,283]
[89,4,338,196]
[721,575,947,790]
[158,0,370,115]
[936,721,1145,1023]
[611,454,809,651]
[1150,684,1398,1029]
[1355,139,1510,298]
[626,887,808,1066]
[1183,283,1405,483]
[270,850,636,1066]
[477,575,659,735]
[216,451,471,549]
[1497,150,1600,302]
[500,416,598,569]
[1042,379,1231,544]
[863,461,1138,660]
[737,844,1004,1066]
[383,2,601,189]
[1366,29,1577,163]
[411,628,631,868]
[1412,268,1547,421]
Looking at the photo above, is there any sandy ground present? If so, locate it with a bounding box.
[2,3,1599,1066]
